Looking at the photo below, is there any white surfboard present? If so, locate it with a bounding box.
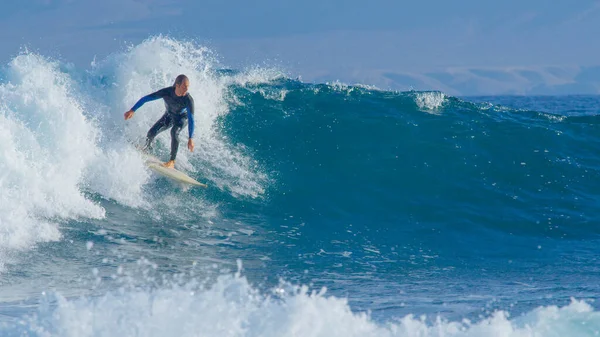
[143,153,207,188]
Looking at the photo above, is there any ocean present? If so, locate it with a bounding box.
[1,36,599,336]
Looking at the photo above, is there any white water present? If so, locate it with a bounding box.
[414,91,447,113]
[0,54,104,271]
[0,37,275,271]
[6,267,600,337]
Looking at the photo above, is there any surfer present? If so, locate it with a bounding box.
[124,74,195,169]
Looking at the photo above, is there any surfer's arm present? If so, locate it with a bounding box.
[186,96,195,139]
[186,96,195,152]
[130,88,169,111]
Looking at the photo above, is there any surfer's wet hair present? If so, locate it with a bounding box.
[174,74,189,87]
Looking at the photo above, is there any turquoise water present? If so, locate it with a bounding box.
[1,37,600,336]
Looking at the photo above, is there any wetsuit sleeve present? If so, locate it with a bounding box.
[187,95,195,139]
[130,87,170,111]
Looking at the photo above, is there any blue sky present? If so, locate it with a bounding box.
[1,0,599,94]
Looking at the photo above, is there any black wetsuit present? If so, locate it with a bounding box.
[130,86,195,161]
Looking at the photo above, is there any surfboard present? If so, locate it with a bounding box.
[142,152,207,188]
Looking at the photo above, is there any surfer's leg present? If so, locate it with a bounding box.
[144,113,173,151]
[168,117,188,161]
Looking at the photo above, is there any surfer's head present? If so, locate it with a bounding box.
[174,74,189,96]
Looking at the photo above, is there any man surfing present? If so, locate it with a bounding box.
[124,74,195,169]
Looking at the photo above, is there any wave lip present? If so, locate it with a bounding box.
[413,91,447,113]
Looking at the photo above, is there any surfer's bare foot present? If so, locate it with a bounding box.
[162,160,175,169]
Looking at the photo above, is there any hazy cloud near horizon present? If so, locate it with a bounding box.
[1,0,599,95]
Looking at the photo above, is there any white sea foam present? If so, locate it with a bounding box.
[0,36,272,270]
[414,91,447,113]
[0,54,105,271]
[7,269,600,337]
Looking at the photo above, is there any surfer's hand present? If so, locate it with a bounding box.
[124,110,134,120]
[188,138,194,152]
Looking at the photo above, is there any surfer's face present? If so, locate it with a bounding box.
[175,79,189,96]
